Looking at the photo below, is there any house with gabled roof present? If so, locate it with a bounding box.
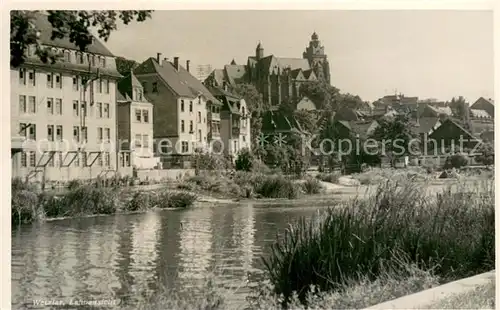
[205,85,252,158]
[116,71,159,171]
[205,32,330,108]
[470,97,494,118]
[133,54,223,167]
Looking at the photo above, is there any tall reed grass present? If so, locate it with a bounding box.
[262,179,495,307]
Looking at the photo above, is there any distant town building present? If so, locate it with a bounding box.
[205,32,331,108]
[11,12,121,182]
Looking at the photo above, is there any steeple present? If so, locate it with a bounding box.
[230,59,237,65]
[256,41,264,60]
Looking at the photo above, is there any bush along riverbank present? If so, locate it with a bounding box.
[178,171,325,200]
[11,178,197,225]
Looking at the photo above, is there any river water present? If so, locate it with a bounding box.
[12,201,335,309]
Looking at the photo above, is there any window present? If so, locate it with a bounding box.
[29,151,36,167]
[21,152,27,167]
[242,107,245,115]
[73,100,79,117]
[47,125,54,141]
[143,134,149,148]
[197,111,201,123]
[135,134,142,147]
[242,135,246,142]
[73,126,80,142]
[105,80,110,94]
[97,102,102,118]
[19,123,27,137]
[55,99,62,115]
[82,127,88,142]
[98,79,103,93]
[189,121,193,133]
[198,130,202,142]
[19,95,26,113]
[55,74,62,88]
[99,56,106,67]
[81,101,87,117]
[181,141,189,153]
[77,52,84,64]
[143,110,149,123]
[181,120,185,133]
[90,55,96,67]
[181,100,185,112]
[28,70,35,86]
[28,124,36,140]
[234,141,238,152]
[152,82,158,93]
[97,127,103,143]
[105,128,110,141]
[73,76,79,91]
[189,101,193,112]
[135,109,141,122]
[47,98,53,114]
[56,125,63,141]
[28,96,36,113]
[142,82,147,94]
[19,69,26,85]
[104,103,110,118]
[64,50,71,62]
[47,73,53,88]
[137,89,143,101]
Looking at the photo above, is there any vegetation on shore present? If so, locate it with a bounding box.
[11,177,197,225]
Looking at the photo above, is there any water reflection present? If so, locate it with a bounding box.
[12,204,329,308]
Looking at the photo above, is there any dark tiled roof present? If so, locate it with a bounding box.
[412,117,440,135]
[261,110,303,133]
[32,12,114,57]
[134,57,221,104]
[303,69,314,79]
[224,65,247,85]
[117,71,143,98]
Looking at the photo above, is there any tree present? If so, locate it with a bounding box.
[476,143,494,166]
[299,80,339,111]
[116,56,139,75]
[11,10,153,68]
[335,93,366,110]
[293,110,318,134]
[443,154,468,169]
[449,96,468,119]
[235,148,255,172]
[370,114,417,167]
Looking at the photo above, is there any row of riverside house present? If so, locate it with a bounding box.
[11,13,251,184]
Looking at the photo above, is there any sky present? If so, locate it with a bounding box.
[104,10,493,103]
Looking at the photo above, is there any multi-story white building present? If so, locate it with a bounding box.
[133,54,223,168]
[11,13,122,182]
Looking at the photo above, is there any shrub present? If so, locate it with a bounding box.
[262,179,494,307]
[443,154,468,169]
[67,179,82,190]
[316,172,341,184]
[476,143,494,166]
[235,148,254,172]
[168,192,197,209]
[12,188,41,225]
[254,175,299,199]
[126,191,152,212]
[302,178,323,195]
[53,185,120,216]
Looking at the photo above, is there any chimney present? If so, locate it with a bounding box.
[186,60,191,73]
[162,57,169,67]
[174,57,179,71]
[156,53,162,63]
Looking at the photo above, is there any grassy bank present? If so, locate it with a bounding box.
[432,278,495,309]
[260,178,494,308]
[11,178,197,225]
[178,171,324,200]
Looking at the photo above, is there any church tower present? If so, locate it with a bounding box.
[256,42,264,60]
[303,32,331,84]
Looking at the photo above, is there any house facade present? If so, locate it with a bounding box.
[206,86,252,158]
[133,55,223,168]
[470,97,494,118]
[11,12,121,182]
[116,71,159,171]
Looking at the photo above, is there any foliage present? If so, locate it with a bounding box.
[443,154,469,169]
[11,10,153,68]
[254,175,299,199]
[262,179,494,307]
[302,178,324,194]
[12,185,42,225]
[299,80,339,110]
[116,56,139,75]
[125,191,152,212]
[192,151,230,174]
[163,192,197,209]
[235,148,254,172]
[370,114,417,167]
[293,110,318,134]
[449,96,469,119]
[475,143,494,166]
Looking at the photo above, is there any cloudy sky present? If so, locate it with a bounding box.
[104,10,493,103]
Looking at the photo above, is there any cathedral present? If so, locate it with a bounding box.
[204,32,331,108]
